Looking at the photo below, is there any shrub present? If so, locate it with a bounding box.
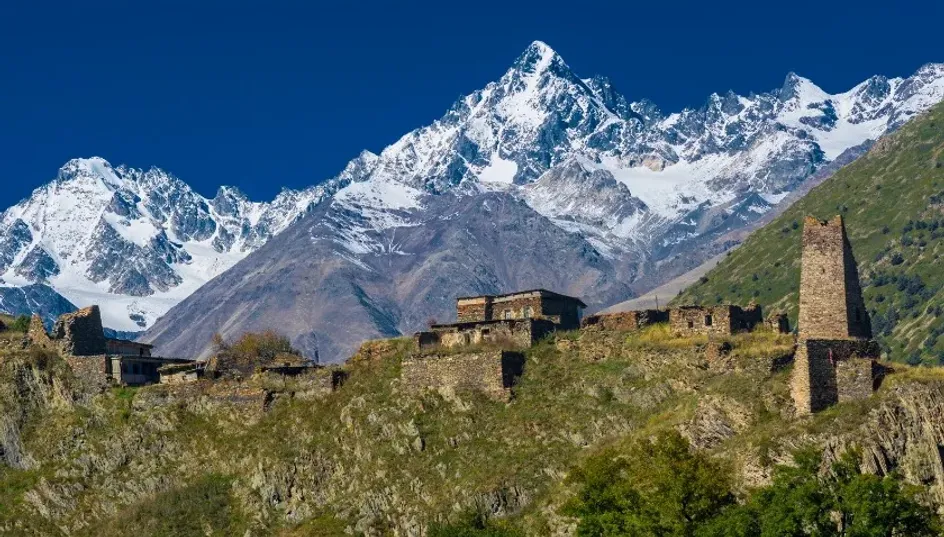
[564,431,734,536]
[9,315,30,333]
[428,511,520,537]
[210,330,300,377]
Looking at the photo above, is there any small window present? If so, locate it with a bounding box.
[687,320,694,329]
[504,309,512,320]
[704,314,713,327]
[523,306,533,318]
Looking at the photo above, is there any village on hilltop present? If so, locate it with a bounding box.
[20,214,884,415]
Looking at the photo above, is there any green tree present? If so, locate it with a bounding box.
[9,315,30,333]
[697,450,940,537]
[564,431,735,536]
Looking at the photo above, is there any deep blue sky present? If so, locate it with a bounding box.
[2,0,942,208]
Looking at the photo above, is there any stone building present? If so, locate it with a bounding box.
[417,318,557,350]
[790,216,882,414]
[416,289,585,352]
[27,306,194,388]
[669,305,763,336]
[765,313,791,334]
[456,289,586,330]
[106,338,153,357]
[401,350,526,401]
[581,309,669,332]
[797,216,872,340]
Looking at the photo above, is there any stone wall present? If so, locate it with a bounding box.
[581,310,669,332]
[401,350,525,401]
[457,297,493,322]
[64,355,111,393]
[798,216,872,340]
[51,306,107,356]
[670,305,762,336]
[455,291,584,330]
[766,313,791,334]
[790,339,880,414]
[427,319,556,349]
[27,314,55,351]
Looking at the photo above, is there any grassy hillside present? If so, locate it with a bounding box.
[677,101,944,365]
[4,324,944,535]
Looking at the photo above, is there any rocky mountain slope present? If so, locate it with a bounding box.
[4,42,943,358]
[3,323,944,536]
[0,157,343,330]
[146,43,944,362]
[677,99,944,365]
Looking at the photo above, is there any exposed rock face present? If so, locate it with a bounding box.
[4,327,944,535]
[144,192,635,362]
[5,45,944,345]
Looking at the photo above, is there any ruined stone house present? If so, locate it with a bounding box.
[417,289,585,351]
[669,304,763,336]
[456,289,586,330]
[790,216,882,414]
[27,306,194,387]
[581,309,669,332]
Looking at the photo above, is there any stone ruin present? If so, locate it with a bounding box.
[669,304,763,336]
[790,216,882,414]
[581,309,669,332]
[415,289,585,351]
[401,350,525,402]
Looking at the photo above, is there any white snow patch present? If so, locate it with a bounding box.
[477,153,519,184]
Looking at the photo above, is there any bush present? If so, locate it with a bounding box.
[564,438,940,537]
[699,451,940,537]
[427,511,520,537]
[9,315,30,332]
[88,475,248,537]
[564,431,734,536]
[210,330,300,377]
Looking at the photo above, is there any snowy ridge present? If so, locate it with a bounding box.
[0,157,332,330]
[2,41,943,335]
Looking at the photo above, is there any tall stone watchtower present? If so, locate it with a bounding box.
[797,215,871,340]
[791,215,880,415]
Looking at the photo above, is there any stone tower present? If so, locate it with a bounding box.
[791,215,880,415]
[797,215,871,340]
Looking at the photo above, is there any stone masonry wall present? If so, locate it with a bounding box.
[457,297,493,322]
[401,350,525,401]
[64,355,111,394]
[581,310,669,332]
[670,306,734,336]
[798,216,871,340]
[27,315,55,351]
[456,292,583,329]
[429,319,556,349]
[791,339,880,414]
[51,306,107,356]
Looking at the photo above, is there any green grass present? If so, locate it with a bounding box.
[1,324,939,535]
[677,101,944,365]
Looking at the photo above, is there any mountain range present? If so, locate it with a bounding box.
[2,41,943,361]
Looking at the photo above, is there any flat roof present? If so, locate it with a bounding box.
[106,337,155,348]
[456,289,587,308]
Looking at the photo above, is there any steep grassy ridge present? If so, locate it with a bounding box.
[4,325,944,536]
[677,101,944,365]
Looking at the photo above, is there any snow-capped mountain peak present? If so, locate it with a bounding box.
[0,157,330,330]
[4,43,944,345]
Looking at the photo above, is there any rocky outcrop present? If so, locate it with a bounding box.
[5,328,944,536]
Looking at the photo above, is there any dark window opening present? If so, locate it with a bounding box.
[704,315,713,327]
[687,320,694,329]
